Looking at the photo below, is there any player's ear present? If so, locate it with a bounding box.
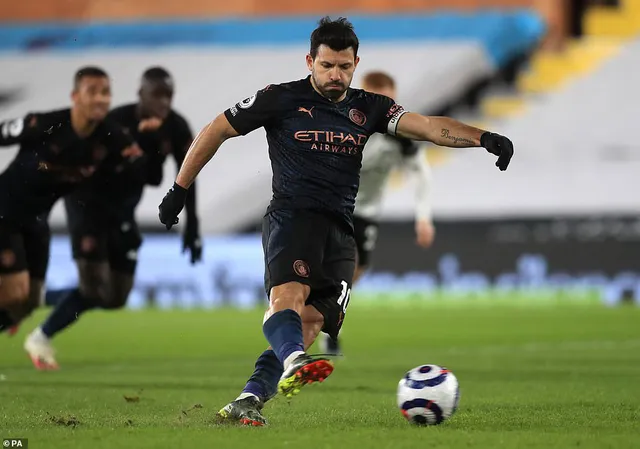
[354,55,360,68]
[306,54,313,71]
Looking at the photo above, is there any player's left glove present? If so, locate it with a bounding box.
[183,218,203,264]
[158,182,187,230]
[481,132,514,171]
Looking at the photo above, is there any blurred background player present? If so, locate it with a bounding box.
[0,67,139,346]
[158,16,513,426]
[23,67,201,370]
[319,70,435,356]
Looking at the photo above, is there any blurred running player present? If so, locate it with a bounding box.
[24,67,201,370]
[0,67,139,346]
[320,71,435,355]
[158,17,514,426]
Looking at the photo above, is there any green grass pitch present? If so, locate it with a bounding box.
[1,300,639,449]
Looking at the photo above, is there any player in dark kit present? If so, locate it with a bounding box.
[158,17,514,425]
[24,67,201,370]
[0,67,139,354]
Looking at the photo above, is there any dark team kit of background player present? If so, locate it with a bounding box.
[26,67,202,368]
[0,67,136,332]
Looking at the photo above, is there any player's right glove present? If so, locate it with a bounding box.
[481,132,514,171]
[158,182,187,230]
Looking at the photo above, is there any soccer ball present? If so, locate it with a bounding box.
[397,364,460,425]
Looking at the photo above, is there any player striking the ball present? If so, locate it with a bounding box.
[158,17,514,426]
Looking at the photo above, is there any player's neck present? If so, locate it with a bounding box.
[70,108,98,138]
[309,77,347,103]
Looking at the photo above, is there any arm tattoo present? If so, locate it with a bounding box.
[441,128,476,146]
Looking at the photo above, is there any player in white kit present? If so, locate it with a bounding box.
[319,71,436,355]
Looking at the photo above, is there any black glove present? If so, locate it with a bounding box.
[158,182,187,230]
[481,132,514,171]
[182,217,203,264]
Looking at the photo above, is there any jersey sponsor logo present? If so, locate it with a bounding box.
[294,130,368,155]
[293,259,310,278]
[348,108,366,126]
[298,106,315,118]
[238,94,257,109]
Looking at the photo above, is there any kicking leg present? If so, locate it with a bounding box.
[216,304,325,426]
[260,282,334,398]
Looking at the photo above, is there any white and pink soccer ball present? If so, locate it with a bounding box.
[397,364,460,425]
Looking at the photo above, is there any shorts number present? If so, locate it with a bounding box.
[363,225,378,251]
[337,280,351,314]
[1,118,24,139]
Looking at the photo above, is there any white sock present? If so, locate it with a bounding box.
[235,392,259,401]
[283,350,305,371]
[33,327,48,341]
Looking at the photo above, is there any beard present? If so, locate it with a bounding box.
[312,73,348,101]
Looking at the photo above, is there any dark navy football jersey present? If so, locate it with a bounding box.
[0,108,133,224]
[84,103,194,200]
[224,76,407,227]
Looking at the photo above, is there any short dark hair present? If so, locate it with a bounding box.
[310,16,359,59]
[142,66,172,82]
[362,71,395,90]
[74,66,108,89]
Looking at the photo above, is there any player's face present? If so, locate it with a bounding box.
[363,84,396,101]
[139,80,173,120]
[307,45,360,101]
[72,76,111,122]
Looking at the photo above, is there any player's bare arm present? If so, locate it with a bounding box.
[395,112,514,171]
[175,113,239,189]
[394,113,483,147]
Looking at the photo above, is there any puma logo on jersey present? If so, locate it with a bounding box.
[298,106,314,118]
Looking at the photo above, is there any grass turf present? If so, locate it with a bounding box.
[1,301,639,448]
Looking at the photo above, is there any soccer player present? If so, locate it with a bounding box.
[0,67,139,345]
[158,17,514,426]
[24,67,201,370]
[319,70,435,356]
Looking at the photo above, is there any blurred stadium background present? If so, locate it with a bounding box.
[2,0,638,309]
[2,1,640,447]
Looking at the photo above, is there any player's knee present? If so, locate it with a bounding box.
[0,273,30,306]
[269,282,309,312]
[301,305,325,349]
[102,292,128,310]
[102,273,133,310]
[77,261,110,305]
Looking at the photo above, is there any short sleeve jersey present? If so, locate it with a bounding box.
[224,76,407,228]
